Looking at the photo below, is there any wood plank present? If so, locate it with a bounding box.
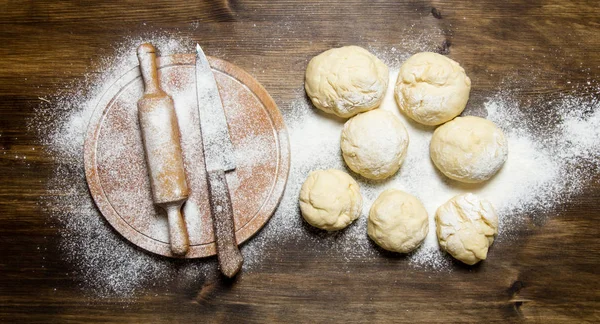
[0,0,599,322]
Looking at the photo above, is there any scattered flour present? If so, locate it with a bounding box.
[265,70,600,271]
[32,34,600,297]
[33,36,220,298]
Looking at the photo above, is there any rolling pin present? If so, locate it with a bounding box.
[137,43,190,256]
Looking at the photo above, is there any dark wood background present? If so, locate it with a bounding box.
[1,0,599,322]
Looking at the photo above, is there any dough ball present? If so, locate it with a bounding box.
[368,189,429,253]
[305,46,389,118]
[394,52,471,126]
[299,169,363,231]
[341,109,409,180]
[430,116,508,183]
[435,193,498,265]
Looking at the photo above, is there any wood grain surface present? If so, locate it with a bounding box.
[1,0,599,322]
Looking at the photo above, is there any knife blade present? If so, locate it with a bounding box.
[195,44,236,172]
[195,44,243,277]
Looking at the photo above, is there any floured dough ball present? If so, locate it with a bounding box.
[430,116,508,183]
[341,109,409,180]
[435,193,498,265]
[395,52,471,125]
[299,169,363,231]
[368,189,429,253]
[305,46,389,118]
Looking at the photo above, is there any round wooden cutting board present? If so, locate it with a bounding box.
[84,53,290,258]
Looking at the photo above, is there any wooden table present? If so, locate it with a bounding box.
[1,1,599,322]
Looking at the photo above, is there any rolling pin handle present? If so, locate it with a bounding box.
[166,203,190,256]
[137,43,162,96]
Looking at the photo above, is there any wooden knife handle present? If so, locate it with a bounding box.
[207,169,243,278]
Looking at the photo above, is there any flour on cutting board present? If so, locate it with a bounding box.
[32,35,600,298]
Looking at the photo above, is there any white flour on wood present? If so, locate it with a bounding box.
[31,35,600,297]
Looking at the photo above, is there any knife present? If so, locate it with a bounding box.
[195,44,243,277]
